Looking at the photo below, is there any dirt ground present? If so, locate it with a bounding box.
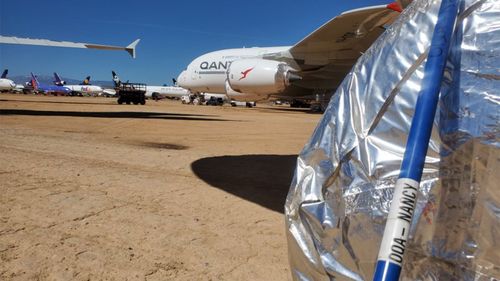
[0,94,321,280]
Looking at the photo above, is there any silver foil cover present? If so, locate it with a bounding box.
[285,0,500,280]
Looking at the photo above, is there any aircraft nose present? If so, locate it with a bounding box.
[177,71,188,88]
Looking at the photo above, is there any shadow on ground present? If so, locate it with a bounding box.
[0,109,231,121]
[0,98,116,106]
[255,107,314,114]
[191,154,297,213]
[137,142,189,150]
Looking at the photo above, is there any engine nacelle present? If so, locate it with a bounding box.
[226,59,300,95]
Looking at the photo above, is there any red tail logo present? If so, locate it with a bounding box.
[387,2,402,12]
[31,78,38,90]
[239,67,254,80]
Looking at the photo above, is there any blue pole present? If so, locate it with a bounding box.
[373,0,459,280]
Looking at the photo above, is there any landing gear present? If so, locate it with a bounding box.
[311,93,329,113]
[290,99,310,108]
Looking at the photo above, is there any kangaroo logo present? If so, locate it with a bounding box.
[239,67,254,80]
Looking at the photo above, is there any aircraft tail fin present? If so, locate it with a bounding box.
[125,39,140,59]
[53,72,65,85]
[112,71,121,87]
[81,76,91,85]
[1,69,7,78]
[30,73,39,90]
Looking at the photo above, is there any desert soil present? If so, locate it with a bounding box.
[0,94,321,280]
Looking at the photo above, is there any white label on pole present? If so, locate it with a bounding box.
[378,178,419,266]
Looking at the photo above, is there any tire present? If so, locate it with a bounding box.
[126,101,131,105]
[140,99,146,105]
[117,98,123,104]
[133,101,139,105]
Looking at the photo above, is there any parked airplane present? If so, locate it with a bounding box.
[0,36,140,58]
[111,71,190,99]
[177,3,402,107]
[30,73,71,95]
[101,88,117,97]
[0,69,16,91]
[53,72,103,96]
[201,92,228,102]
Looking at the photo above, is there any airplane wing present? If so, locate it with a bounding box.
[284,4,401,91]
[0,36,140,58]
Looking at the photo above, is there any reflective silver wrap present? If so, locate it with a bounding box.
[285,0,500,280]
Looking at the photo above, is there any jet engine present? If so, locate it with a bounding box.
[226,59,300,96]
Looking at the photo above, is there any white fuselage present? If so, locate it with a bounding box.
[145,85,190,99]
[14,84,25,92]
[0,78,16,91]
[101,88,116,96]
[176,4,398,104]
[66,84,103,94]
[201,92,228,101]
[177,46,290,100]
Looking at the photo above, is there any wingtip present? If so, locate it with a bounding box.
[126,39,140,58]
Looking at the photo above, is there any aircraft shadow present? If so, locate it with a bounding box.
[0,109,231,122]
[256,107,323,114]
[0,98,117,106]
[191,154,297,213]
[256,107,312,114]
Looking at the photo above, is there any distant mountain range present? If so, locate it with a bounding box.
[9,74,115,88]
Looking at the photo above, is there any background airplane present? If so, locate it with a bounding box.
[53,72,103,96]
[112,71,190,100]
[177,3,402,109]
[0,36,140,58]
[30,73,71,95]
[0,69,16,92]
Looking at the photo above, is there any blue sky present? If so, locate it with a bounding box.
[1,0,390,85]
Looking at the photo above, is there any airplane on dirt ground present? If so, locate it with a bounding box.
[177,3,403,110]
[53,72,103,96]
[29,73,71,95]
[112,71,190,100]
[0,69,16,92]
